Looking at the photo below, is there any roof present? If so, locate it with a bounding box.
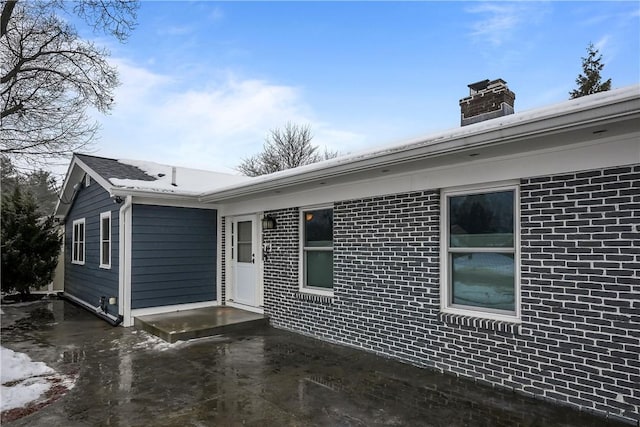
[75,154,156,181]
[55,154,251,218]
[198,84,640,203]
[55,84,640,217]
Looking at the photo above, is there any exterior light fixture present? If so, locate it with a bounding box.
[262,215,276,230]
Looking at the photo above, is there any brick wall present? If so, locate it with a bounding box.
[256,165,639,424]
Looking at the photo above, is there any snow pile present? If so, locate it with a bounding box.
[110,159,251,195]
[1,346,73,413]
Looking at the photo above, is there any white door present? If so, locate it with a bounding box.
[233,217,258,306]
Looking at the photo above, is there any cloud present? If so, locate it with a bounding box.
[466,2,548,47]
[92,60,361,173]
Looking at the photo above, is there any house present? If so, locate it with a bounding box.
[55,81,640,423]
[55,155,251,325]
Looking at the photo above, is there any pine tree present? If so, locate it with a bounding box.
[1,187,61,297]
[570,43,612,99]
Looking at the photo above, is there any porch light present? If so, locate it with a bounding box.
[262,215,277,230]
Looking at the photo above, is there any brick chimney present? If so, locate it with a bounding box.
[459,79,515,126]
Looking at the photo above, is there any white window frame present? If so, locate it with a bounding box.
[99,211,111,269]
[440,183,521,322]
[299,205,334,297]
[72,218,86,265]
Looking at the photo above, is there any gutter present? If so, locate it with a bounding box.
[198,89,640,203]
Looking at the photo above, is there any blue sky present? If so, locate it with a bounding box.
[81,1,640,174]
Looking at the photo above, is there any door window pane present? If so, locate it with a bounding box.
[237,221,252,263]
[238,221,252,241]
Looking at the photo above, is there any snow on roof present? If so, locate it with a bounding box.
[109,159,251,195]
[198,84,640,197]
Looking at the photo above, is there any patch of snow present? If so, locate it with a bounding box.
[1,346,74,413]
[111,159,251,195]
[1,347,54,384]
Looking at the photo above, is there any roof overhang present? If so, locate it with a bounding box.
[199,85,640,204]
[55,155,205,220]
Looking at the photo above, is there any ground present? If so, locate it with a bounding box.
[0,299,630,426]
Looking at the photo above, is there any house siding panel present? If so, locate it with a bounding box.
[257,164,639,424]
[64,182,119,313]
[131,205,216,309]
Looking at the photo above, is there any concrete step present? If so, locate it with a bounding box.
[134,306,268,343]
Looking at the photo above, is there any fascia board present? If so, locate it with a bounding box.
[74,157,117,192]
[109,187,202,202]
[55,155,116,219]
[199,92,640,203]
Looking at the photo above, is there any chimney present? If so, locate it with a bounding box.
[459,79,515,126]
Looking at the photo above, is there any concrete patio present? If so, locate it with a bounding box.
[1,299,630,426]
[134,306,268,342]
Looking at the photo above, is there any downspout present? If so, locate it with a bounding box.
[119,195,133,326]
[57,292,123,326]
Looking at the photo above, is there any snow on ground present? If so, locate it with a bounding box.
[0,346,73,412]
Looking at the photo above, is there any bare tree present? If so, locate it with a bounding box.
[238,123,338,177]
[0,0,138,166]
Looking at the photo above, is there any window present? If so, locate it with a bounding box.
[441,185,519,321]
[72,218,85,265]
[99,212,111,269]
[300,207,333,294]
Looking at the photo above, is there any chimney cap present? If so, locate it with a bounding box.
[468,79,491,92]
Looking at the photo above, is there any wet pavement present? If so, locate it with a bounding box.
[0,299,630,426]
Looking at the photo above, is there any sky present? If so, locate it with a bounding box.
[76,1,640,175]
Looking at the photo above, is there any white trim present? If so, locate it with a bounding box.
[131,300,220,317]
[217,133,639,217]
[225,301,264,314]
[440,182,521,323]
[299,205,335,297]
[74,157,115,194]
[224,216,233,305]
[119,196,133,326]
[85,174,91,187]
[200,86,640,204]
[99,211,111,269]
[71,218,85,265]
[228,214,262,307]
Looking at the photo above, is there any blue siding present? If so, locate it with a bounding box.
[64,181,120,314]
[131,205,217,309]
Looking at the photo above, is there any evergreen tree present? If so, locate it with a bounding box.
[1,187,61,297]
[0,156,58,216]
[570,43,612,99]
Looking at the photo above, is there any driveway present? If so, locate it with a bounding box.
[1,299,628,426]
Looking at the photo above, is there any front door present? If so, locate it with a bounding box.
[233,217,258,306]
